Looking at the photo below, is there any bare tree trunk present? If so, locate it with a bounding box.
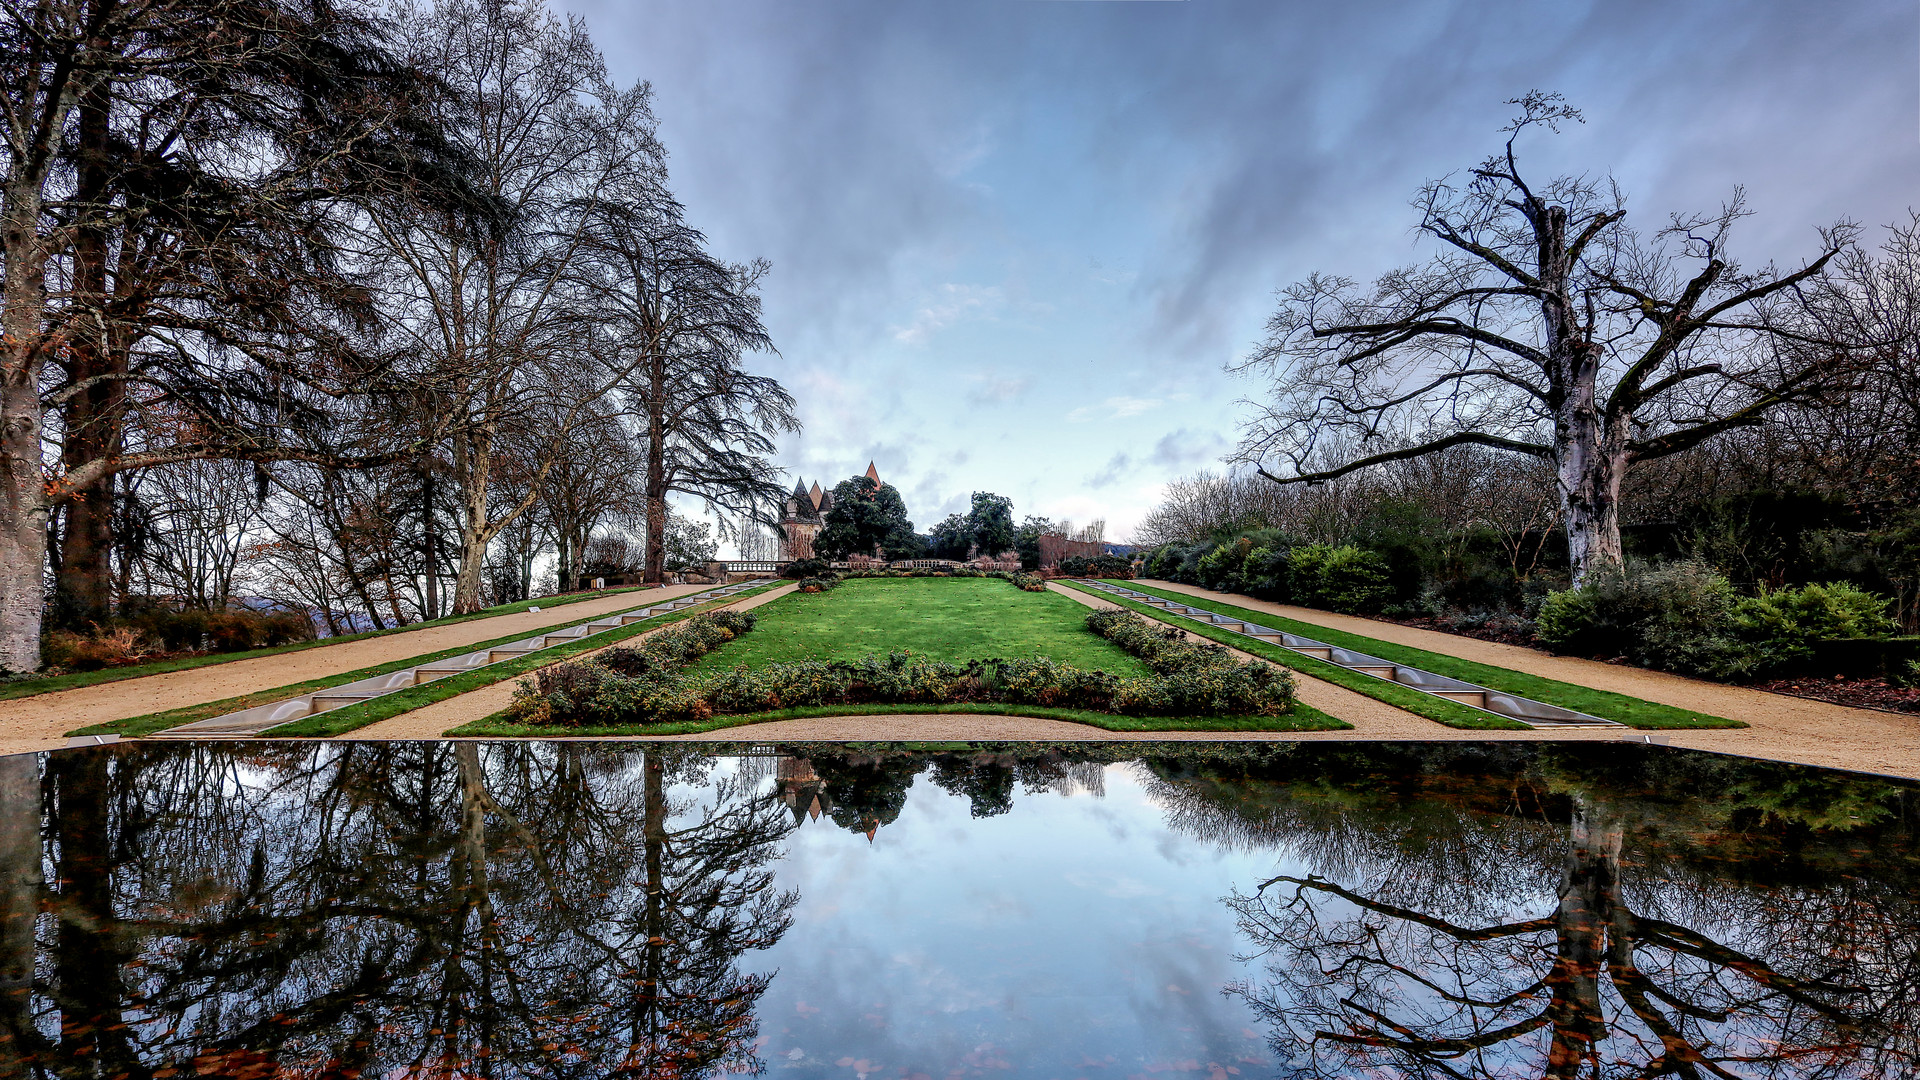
[50,81,120,632]
[1,164,52,672]
[643,384,668,584]
[421,461,440,620]
[1535,201,1624,585]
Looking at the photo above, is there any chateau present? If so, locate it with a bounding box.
[778,461,880,560]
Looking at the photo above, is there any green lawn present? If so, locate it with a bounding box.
[462,576,1353,736]
[683,577,1155,676]
[1116,582,1741,730]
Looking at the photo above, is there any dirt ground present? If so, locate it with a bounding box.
[0,582,719,754]
[344,584,801,739]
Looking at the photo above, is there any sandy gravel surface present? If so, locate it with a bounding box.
[0,583,717,746]
[1132,579,1920,780]
[344,584,800,740]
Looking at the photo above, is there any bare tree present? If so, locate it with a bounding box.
[571,196,796,583]
[1231,93,1866,584]
[362,0,663,613]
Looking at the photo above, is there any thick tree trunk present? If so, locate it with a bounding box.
[1531,200,1626,586]
[643,392,668,584]
[50,83,121,633]
[1,171,51,672]
[450,430,495,614]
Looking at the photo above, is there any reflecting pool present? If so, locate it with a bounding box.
[0,741,1915,1078]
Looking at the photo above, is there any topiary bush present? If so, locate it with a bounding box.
[1008,572,1047,591]
[780,557,831,579]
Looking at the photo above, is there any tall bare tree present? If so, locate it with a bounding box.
[1231,93,1866,583]
[363,0,663,613]
[1,0,477,668]
[572,197,795,583]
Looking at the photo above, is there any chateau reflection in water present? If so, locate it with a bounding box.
[0,741,1912,1078]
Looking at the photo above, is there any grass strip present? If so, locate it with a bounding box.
[14,586,659,702]
[258,584,787,738]
[69,584,778,738]
[1122,582,1741,730]
[446,699,1350,738]
[1056,581,1526,730]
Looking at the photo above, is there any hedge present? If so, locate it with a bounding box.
[503,608,1296,727]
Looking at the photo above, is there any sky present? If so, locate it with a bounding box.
[558,0,1919,545]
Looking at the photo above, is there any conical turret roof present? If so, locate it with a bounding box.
[808,481,824,509]
[865,461,880,483]
[790,477,808,498]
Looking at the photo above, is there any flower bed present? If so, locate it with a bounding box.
[504,609,1294,727]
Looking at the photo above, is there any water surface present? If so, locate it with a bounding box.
[2,741,1914,1078]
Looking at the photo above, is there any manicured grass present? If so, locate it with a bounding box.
[71,584,781,739]
[458,576,1348,737]
[682,577,1154,676]
[1118,582,1742,730]
[448,700,1350,738]
[12,585,659,702]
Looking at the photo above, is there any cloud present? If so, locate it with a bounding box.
[1149,427,1230,469]
[892,283,1005,345]
[1066,396,1163,423]
[1086,451,1131,489]
[965,372,1032,404]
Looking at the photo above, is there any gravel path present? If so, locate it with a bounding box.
[344,584,801,739]
[1133,579,1920,780]
[0,583,717,754]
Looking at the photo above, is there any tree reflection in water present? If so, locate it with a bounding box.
[1146,745,1920,1079]
[0,743,796,1079]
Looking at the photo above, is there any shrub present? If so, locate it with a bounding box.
[1729,582,1896,672]
[1241,546,1293,601]
[506,603,1293,727]
[41,627,148,671]
[796,575,840,593]
[1288,544,1392,614]
[148,608,210,651]
[1009,572,1047,591]
[1534,561,1746,677]
[1196,538,1253,589]
[1058,554,1134,578]
[259,611,316,647]
[1084,609,1296,716]
[506,611,757,725]
[205,611,260,652]
[781,558,831,579]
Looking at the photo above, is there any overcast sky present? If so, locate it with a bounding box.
[559,0,1917,544]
